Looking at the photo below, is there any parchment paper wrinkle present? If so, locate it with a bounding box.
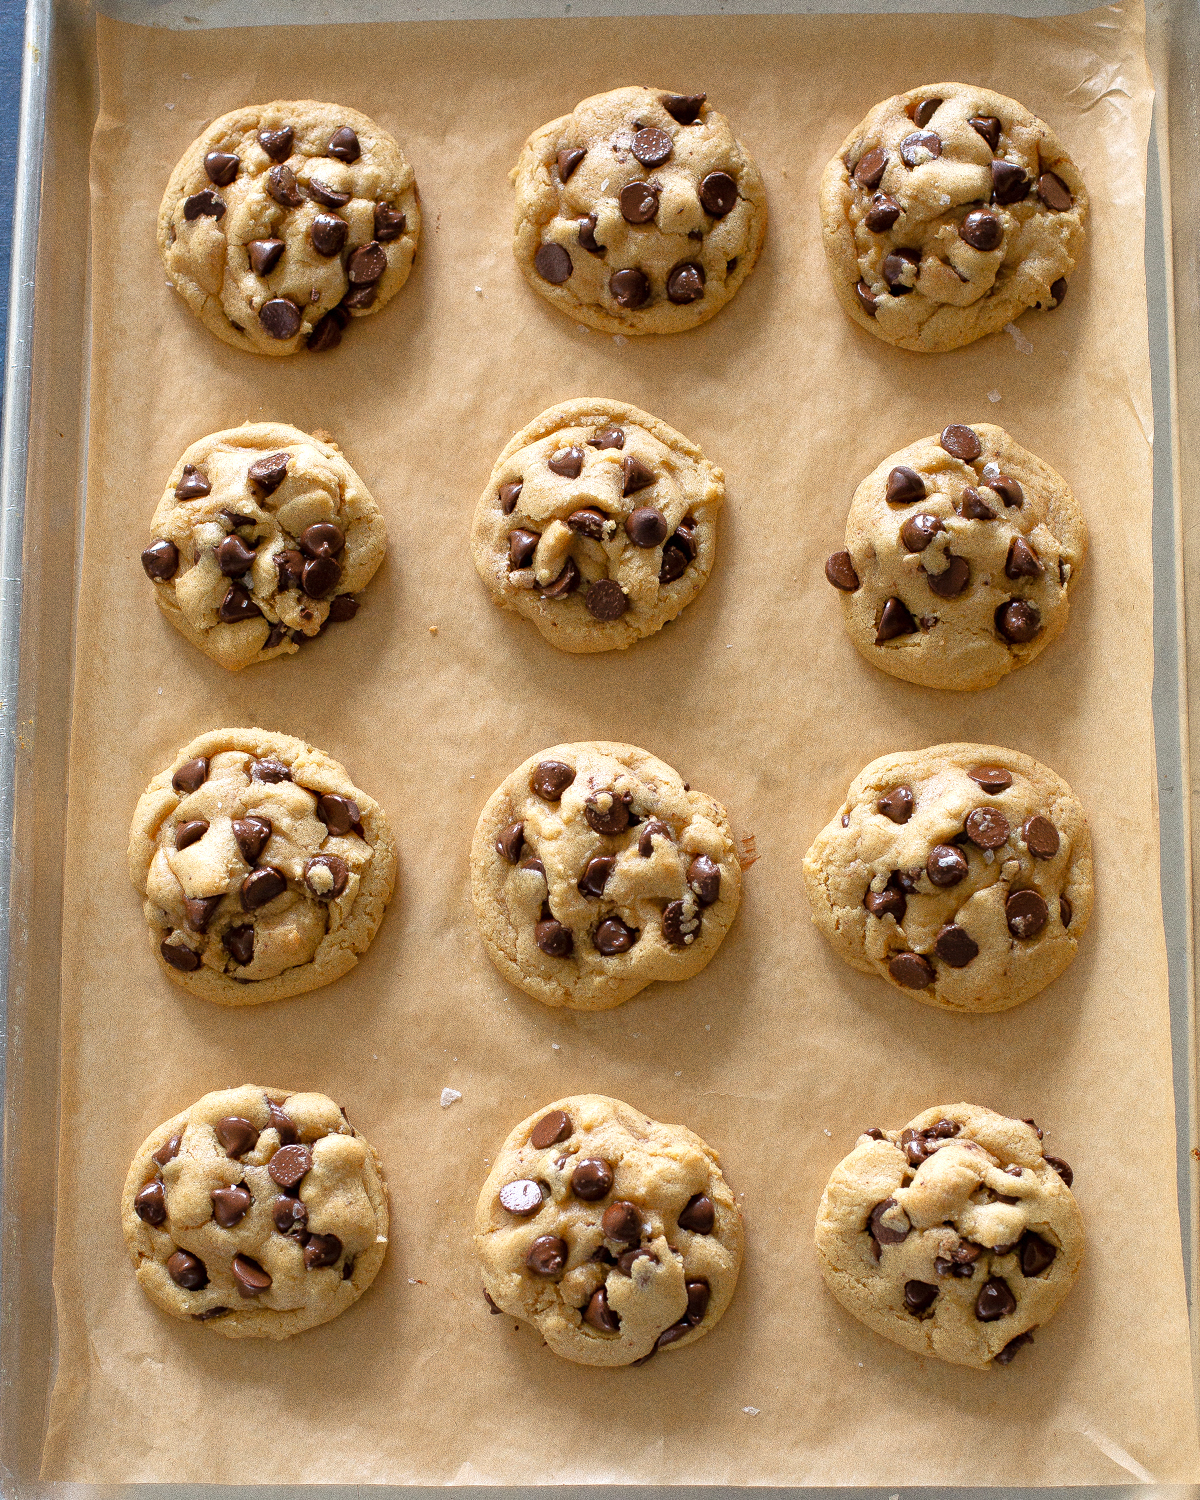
[42,2,1200,1484]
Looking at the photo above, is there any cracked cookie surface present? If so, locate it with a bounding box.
[158,99,419,356]
[471,399,723,653]
[129,727,396,1005]
[820,83,1086,352]
[802,743,1092,1013]
[815,1103,1083,1369]
[470,742,741,1010]
[513,86,767,334]
[825,423,1085,691]
[476,1094,742,1366]
[142,423,386,671]
[123,1085,389,1339]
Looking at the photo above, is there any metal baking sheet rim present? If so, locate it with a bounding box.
[0,0,1195,1490]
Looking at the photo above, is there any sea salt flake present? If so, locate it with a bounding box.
[613,335,627,346]
[440,1088,462,1108]
[743,1406,760,1417]
[987,389,1002,403]
[1004,321,1034,354]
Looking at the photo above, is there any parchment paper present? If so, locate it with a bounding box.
[40,3,1200,1484]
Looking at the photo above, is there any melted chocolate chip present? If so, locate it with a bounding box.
[548,446,584,479]
[678,1193,715,1234]
[307,177,350,208]
[662,94,706,124]
[987,473,1024,508]
[567,507,612,539]
[216,534,256,576]
[687,855,721,906]
[241,866,286,910]
[304,1233,343,1269]
[888,951,935,988]
[1037,172,1073,211]
[622,456,656,497]
[992,160,1031,205]
[374,202,406,240]
[585,579,628,620]
[531,761,575,801]
[619,182,660,224]
[864,193,901,232]
[904,1279,939,1316]
[135,1179,167,1224]
[1018,1231,1057,1277]
[258,127,294,161]
[305,854,349,900]
[535,243,572,284]
[1045,1155,1073,1187]
[856,281,879,317]
[211,1185,252,1227]
[825,551,859,590]
[526,1235,568,1276]
[585,789,631,835]
[886,466,926,504]
[1006,537,1043,579]
[960,487,996,520]
[223,926,254,966]
[1059,895,1073,928]
[142,540,179,581]
[268,1143,313,1190]
[577,214,605,255]
[557,147,586,181]
[311,213,348,257]
[535,917,573,957]
[250,757,291,783]
[900,513,943,552]
[626,506,668,546]
[941,425,982,461]
[968,765,1012,793]
[632,127,672,167]
[572,1158,614,1201]
[578,855,616,898]
[327,126,361,163]
[638,821,670,856]
[970,115,1002,150]
[167,1250,208,1290]
[667,262,705,304]
[540,558,580,599]
[877,787,913,824]
[882,247,921,293]
[584,1285,621,1332]
[900,130,941,167]
[316,792,361,837]
[595,917,637,955]
[927,843,968,886]
[182,896,222,934]
[966,806,1009,849]
[507,528,540,569]
[975,1277,1016,1321]
[172,757,209,794]
[864,880,906,922]
[496,822,525,864]
[215,1117,259,1157]
[875,597,918,643]
[183,189,225,220]
[259,298,303,340]
[268,1100,298,1145]
[867,1197,910,1245]
[960,209,1003,251]
[499,480,522,514]
[160,940,199,973]
[662,899,700,947]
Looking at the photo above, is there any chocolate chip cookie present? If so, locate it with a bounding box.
[471,399,723,652]
[825,424,1086,691]
[123,1085,389,1339]
[820,84,1086,352]
[815,1103,1083,1368]
[128,729,397,1005]
[142,423,387,671]
[513,86,767,334]
[803,743,1092,1013]
[476,1094,743,1366]
[158,100,420,355]
[470,742,741,1010]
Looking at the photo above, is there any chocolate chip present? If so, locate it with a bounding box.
[557,147,586,181]
[601,1200,643,1243]
[304,1233,343,1269]
[995,599,1041,643]
[1037,172,1072,211]
[864,881,906,922]
[966,806,1009,849]
[594,917,637,955]
[229,1253,271,1298]
[856,280,879,317]
[868,1197,911,1245]
[853,193,900,242]
[888,951,935,988]
[310,212,348,257]
[877,787,914,824]
[1006,888,1049,939]
[526,1235,568,1276]
[968,765,1012,793]
[986,473,1024,509]
[567,507,611,539]
[927,843,968,885]
[926,556,970,598]
[621,458,656,500]
[994,1330,1035,1365]
[495,822,525,864]
[244,238,286,282]
[578,855,616,899]
[1023,815,1060,859]
[572,1158,614,1201]
[638,820,670,856]
[366,206,404,248]
[960,487,996,520]
[677,1193,715,1234]
[1015,1230,1057,1278]
[535,917,573,957]
[250,756,291,783]
[172,758,209,794]
[1059,894,1073,928]
[1045,1154,1073,1187]
[680,1279,710,1327]
[662,898,700,947]
[900,513,943,552]
[1005,537,1043,580]
[258,126,293,161]
[610,267,650,307]
[626,505,667,547]
[305,854,349,900]
[825,550,859,591]
[306,178,351,209]
[326,594,358,625]
[167,1250,207,1290]
[1050,277,1068,305]
[667,262,705,304]
[974,1276,1016,1321]
[499,480,522,514]
[618,1247,656,1276]
[531,761,575,801]
[970,115,1002,150]
[585,790,631,835]
[588,428,627,456]
[864,1128,885,1141]
[135,1179,167,1224]
[882,247,920,293]
[687,855,721,906]
[266,1142,312,1190]
[507,528,539,569]
[327,126,360,162]
[535,242,573,284]
[265,1100,298,1146]
[935,923,979,967]
[904,1279,939,1316]
[698,170,738,218]
[182,896,222,934]
[853,149,887,190]
[201,149,240,188]
[960,209,1003,251]
[584,1286,620,1332]
[548,446,584,479]
[577,214,605,255]
[316,795,361,842]
[348,242,387,285]
[585,579,628,620]
[175,464,212,502]
[632,127,672,166]
[900,130,941,166]
[217,582,261,623]
[886,466,926,504]
[540,558,580,598]
[991,160,1031,205]
[266,163,303,209]
[241,865,286,910]
[223,926,255,966]
[211,1185,252,1228]
[153,1133,182,1167]
[875,596,918,643]
[259,298,302,340]
[662,93,706,124]
[941,425,982,462]
[215,1117,259,1157]
[183,189,225,220]
[911,97,942,126]
[619,180,660,225]
[306,307,348,351]
[499,1179,544,1216]
[531,1111,573,1150]
[141,540,180,582]
[215,534,256,577]
[302,555,342,597]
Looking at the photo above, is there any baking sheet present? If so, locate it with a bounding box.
[37,1,1200,1484]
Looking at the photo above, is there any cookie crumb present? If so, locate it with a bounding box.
[440,1088,462,1108]
[987,389,1002,403]
[743,1407,760,1417]
[739,834,759,870]
[309,427,337,446]
[429,625,438,635]
[1004,321,1034,354]
[474,285,483,295]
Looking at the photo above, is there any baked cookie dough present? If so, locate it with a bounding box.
[815,1103,1082,1368]
[129,728,396,1005]
[123,1085,389,1339]
[820,83,1086,352]
[141,423,387,671]
[825,423,1086,691]
[158,100,420,355]
[803,743,1092,1013]
[470,742,741,1010]
[513,86,767,334]
[471,399,723,652]
[476,1094,743,1366]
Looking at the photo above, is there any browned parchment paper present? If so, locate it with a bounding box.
[40,3,1199,1484]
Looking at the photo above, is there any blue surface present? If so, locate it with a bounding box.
[0,0,25,385]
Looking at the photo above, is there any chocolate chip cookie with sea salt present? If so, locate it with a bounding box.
[513,86,767,334]
[123,1085,389,1339]
[129,728,396,1005]
[815,1103,1083,1369]
[820,83,1086,352]
[142,423,386,671]
[158,100,419,355]
[471,399,723,652]
[803,743,1092,1013]
[476,1094,743,1366]
[470,742,741,1009]
[825,423,1086,691]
